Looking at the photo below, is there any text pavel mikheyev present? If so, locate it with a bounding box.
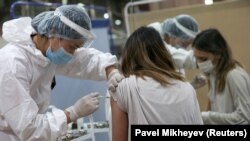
[135,129,203,138]
[135,129,244,138]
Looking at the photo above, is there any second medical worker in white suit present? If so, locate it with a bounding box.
[0,5,122,141]
[148,14,206,89]
[148,15,197,72]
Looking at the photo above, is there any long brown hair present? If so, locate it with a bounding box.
[192,28,242,92]
[121,26,184,85]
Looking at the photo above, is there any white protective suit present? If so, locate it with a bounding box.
[164,42,196,74]
[0,17,117,141]
[148,22,197,72]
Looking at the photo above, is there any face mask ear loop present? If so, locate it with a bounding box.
[58,39,62,50]
[46,40,52,56]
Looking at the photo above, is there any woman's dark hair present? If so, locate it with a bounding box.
[192,28,241,92]
[121,26,184,85]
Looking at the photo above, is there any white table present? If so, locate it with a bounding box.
[62,121,110,141]
[71,128,110,141]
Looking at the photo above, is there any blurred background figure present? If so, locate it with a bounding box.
[148,14,206,89]
[192,28,250,124]
[162,14,198,50]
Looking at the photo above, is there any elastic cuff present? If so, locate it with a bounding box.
[109,90,117,101]
[66,106,78,122]
[108,69,118,79]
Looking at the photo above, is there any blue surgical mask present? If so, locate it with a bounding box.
[46,46,73,64]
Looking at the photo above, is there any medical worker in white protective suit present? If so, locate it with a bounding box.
[148,14,206,89]
[0,5,123,141]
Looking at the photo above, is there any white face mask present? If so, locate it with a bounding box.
[197,60,214,74]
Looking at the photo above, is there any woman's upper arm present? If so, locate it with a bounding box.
[111,98,128,141]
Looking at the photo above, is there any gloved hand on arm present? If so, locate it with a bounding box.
[107,69,124,101]
[65,92,100,122]
[190,74,207,89]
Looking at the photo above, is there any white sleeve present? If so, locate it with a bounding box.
[202,69,250,124]
[202,110,248,125]
[115,79,129,113]
[0,72,67,141]
[56,47,118,81]
[165,43,196,69]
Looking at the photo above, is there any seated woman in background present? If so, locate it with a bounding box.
[192,28,250,124]
[111,26,203,141]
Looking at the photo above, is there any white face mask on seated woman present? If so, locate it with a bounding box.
[197,60,214,74]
